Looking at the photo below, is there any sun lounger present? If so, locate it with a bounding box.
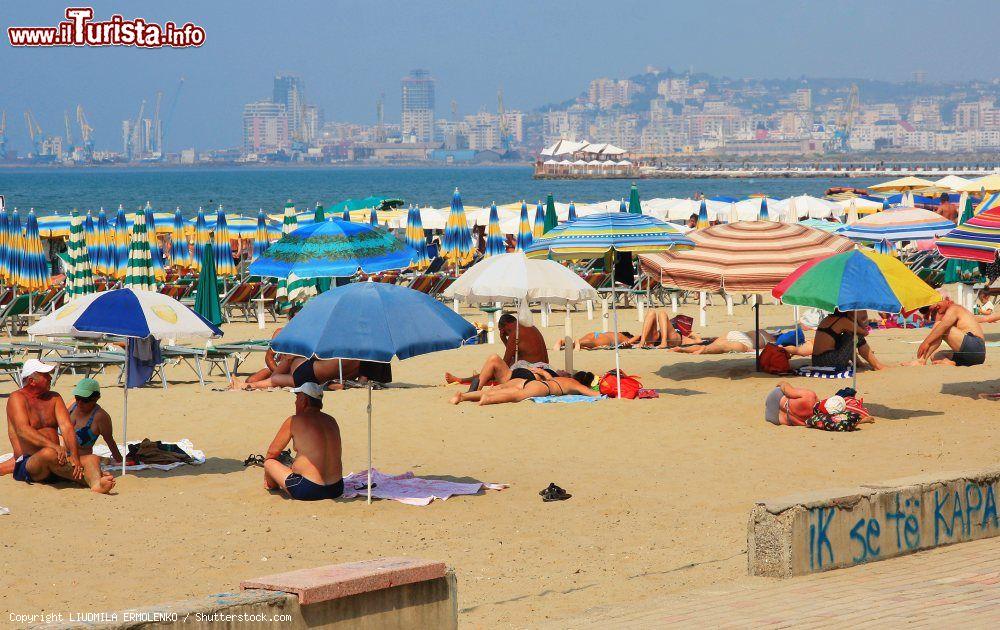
[0,359,23,386]
[211,339,269,375]
[48,352,128,384]
[222,281,263,323]
[0,294,33,335]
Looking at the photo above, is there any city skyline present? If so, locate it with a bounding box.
[3,1,1000,153]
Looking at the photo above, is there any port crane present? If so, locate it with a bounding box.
[64,109,74,149]
[833,84,860,150]
[0,111,7,160]
[76,105,94,159]
[24,110,43,155]
[126,99,145,159]
[497,88,511,154]
[151,90,163,157]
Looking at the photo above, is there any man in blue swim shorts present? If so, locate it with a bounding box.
[263,382,344,501]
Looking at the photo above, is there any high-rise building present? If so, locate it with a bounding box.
[242,101,290,154]
[401,69,435,142]
[273,75,305,139]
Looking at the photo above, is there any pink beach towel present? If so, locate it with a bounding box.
[341,469,507,506]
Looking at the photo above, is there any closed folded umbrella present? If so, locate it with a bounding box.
[124,210,155,291]
[143,205,167,282]
[405,205,430,270]
[544,193,558,232]
[171,208,191,270]
[441,188,475,269]
[19,211,50,293]
[212,206,236,277]
[113,206,130,280]
[516,200,532,252]
[696,199,710,230]
[533,200,545,238]
[65,211,96,299]
[189,208,210,273]
[253,209,272,260]
[193,243,222,326]
[313,203,326,224]
[568,201,578,222]
[485,202,506,257]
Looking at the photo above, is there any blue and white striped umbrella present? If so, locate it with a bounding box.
[516,200,532,252]
[568,201,578,221]
[144,205,167,281]
[253,209,271,260]
[533,200,545,238]
[524,212,696,260]
[836,207,956,243]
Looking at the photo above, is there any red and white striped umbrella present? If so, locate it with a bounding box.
[639,221,854,293]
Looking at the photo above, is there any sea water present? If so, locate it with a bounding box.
[0,165,881,216]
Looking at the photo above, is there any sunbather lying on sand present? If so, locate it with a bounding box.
[557,331,635,350]
[765,381,874,427]
[446,354,563,391]
[235,357,358,391]
[450,372,596,405]
[632,310,701,348]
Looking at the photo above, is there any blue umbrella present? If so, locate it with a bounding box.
[759,198,770,221]
[696,199,710,230]
[144,205,167,281]
[342,208,351,222]
[248,219,416,279]
[253,209,271,260]
[485,202,505,257]
[619,198,627,213]
[0,209,9,283]
[533,200,545,238]
[369,207,378,226]
[271,282,476,503]
[516,200,532,252]
[568,201,577,221]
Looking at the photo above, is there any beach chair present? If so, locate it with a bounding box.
[36,287,65,313]
[410,275,436,294]
[431,276,457,299]
[0,293,33,336]
[222,281,263,322]
[0,358,23,386]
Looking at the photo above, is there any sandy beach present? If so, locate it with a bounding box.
[2,302,998,627]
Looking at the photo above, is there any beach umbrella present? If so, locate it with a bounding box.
[618,198,627,213]
[342,208,351,222]
[369,206,378,226]
[65,211,95,299]
[544,193,558,232]
[249,219,417,280]
[773,249,941,389]
[696,200,710,230]
[485,202,506,257]
[253,210,271,260]
[846,199,860,225]
[84,212,99,269]
[533,200,545,238]
[640,221,853,294]
[188,208,210,273]
[797,218,843,233]
[94,209,113,276]
[170,208,191,270]
[7,210,23,289]
[124,210,157,291]
[18,212,50,293]
[836,207,955,243]
[404,205,430,270]
[193,243,222,326]
[444,252,599,306]
[526,212,695,396]
[937,204,1000,262]
[271,282,475,503]
[0,208,9,284]
[313,203,326,224]
[870,176,937,192]
[279,201,297,234]
[942,195,981,284]
[36,213,72,239]
[142,205,167,282]
[568,201,578,222]
[758,198,770,221]
[957,173,1000,193]
[113,206,129,280]
[783,198,799,224]
[441,188,475,269]
[516,201,533,252]
[29,287,222,475]
[627,184,642,215]
[212,207,237,277]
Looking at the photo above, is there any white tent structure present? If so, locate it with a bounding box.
[731,198,781,221]
[774,195,843,220]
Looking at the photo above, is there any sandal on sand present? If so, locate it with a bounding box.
[243,454,264,467]
[539,482,572,502]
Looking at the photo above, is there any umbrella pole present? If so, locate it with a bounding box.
[121,383,128,477]
[612,254,621,398]
[367,383,373,505]
[852,311,858,392]
[754,297,761,372]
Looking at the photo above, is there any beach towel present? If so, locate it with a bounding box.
[93,438,205,472]
[340,469,507,506]
[529,394,604,404]
[794,365,854,379]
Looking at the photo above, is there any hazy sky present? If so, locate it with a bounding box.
[2,1,998,151]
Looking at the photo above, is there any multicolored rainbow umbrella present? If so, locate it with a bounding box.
[773,249,941,314]
[485,202,506,257]
[696,199,710,230]
[7,210,22,287]
[937,204,1000,262]
[405,205,430,270]
[533,200,545,239]
[516,200,532,252]
[213,206,237,277]
[525,212,695,260]
[441,188,475,267]
[0,209,9,283]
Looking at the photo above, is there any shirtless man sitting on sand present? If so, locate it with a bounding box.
[263,383,344,501]
[450,371,597,405]
[445,313,551,390]
[903,299,986,367]
[1,360,115,493]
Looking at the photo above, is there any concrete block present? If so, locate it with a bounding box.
[749,469,1000,578]
[241,557,447,604]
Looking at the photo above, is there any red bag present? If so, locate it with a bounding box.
[671,315,693,337]
[758,343,791,374]
[599,370,643,399]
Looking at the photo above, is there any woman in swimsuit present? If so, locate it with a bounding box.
[67,378,123,462]
[632,310,702,349]
[557,331,635,350]
[810,310,886,371]
[763,381,818,426]
[450,372,597,405]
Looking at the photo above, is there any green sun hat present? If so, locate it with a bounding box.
[72,378,101,399]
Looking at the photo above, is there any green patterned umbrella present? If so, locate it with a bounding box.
[124,210,155,291]
[193,243,222,326]
[65,211,96,298]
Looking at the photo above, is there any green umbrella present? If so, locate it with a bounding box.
[628,183,642,214]
[123,210,155,291]
[193,243,222,326]
[313,202,326,223]
[544,193,558,233]
[66,211,96,298]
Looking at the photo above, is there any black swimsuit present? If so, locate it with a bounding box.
[812,317,866,371]
[292,359,318,387]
